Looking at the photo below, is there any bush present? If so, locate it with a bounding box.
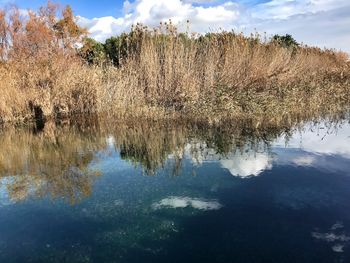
[272,34,299,48]
[79,37,106,65]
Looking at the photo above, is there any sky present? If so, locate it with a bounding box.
[1,0,349,53]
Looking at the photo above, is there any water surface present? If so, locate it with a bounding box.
[0,115,350,263]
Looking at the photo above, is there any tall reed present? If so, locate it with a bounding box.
[0,3,349,123]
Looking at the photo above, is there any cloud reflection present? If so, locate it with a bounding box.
[152,196,222,211]
[311,222,350,253]
[275,122,350,159]
[220,152,273,178]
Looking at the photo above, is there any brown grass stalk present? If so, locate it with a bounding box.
[0,3,349,123]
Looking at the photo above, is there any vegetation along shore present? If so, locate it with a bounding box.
[0,2,349,123]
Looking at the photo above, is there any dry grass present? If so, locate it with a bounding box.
[0,4,349,123]
[102,29,350,120]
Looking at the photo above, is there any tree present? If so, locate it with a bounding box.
[80,37,105,65]
[272,34,299,48]
[0,10,8,61]
[53,5,87,48]
[104,34,129,66]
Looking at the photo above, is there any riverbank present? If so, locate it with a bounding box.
[0,4,349,123]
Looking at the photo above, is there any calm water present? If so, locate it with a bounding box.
[0,115,350,263]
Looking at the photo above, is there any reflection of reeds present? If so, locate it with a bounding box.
[0,120,106,203]
[1,112,348,203]
[111,121,188,175]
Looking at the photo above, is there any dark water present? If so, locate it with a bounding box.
[0,115,350,263]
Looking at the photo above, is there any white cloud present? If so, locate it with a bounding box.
[152,196,222,210]
[251,0,350,20]
[77,0,350,53]
[244,3,350,52]
[276,121,350,159]
[312,231,350,242]
[77,0,240,41]
[77,16,126,42]
[314,223,349,253]
[292,155,316,166]
[274,149,350,175]
[221,152,273,178]
[182,142,273,178]
[183,0,219,3]
[272,120,350,175]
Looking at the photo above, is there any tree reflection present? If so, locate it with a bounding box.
[0,119,105,204]
[0,111,348,204]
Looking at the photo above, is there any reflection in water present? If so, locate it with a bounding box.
[152,197,222,211]
[291,155,315,166]
[312,222,350,253]
[280,120,350,158]
[0,112,348,204]
[0,120,105,204]
[0,112,349,262]
[220,151,272,178]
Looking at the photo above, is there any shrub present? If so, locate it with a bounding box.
[272,34,299,48]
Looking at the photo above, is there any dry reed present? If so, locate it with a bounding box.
[0,3,349,123]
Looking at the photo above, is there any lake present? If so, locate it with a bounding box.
[0,113,349,263]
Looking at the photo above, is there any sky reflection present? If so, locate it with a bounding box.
[0,115,349,262]
[152,197,222,211]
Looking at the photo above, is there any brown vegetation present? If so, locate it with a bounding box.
[0,110,348,203]
[0,2,349,123]
[0,120,104,203]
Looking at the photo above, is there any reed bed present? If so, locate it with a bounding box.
[0,3,349,123]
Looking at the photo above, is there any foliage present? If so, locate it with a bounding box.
[79,37,105,65]
[104,34,129,66]
[53,5,87,47]
[272,34,299,48]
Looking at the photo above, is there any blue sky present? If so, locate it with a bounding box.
[4,0,270,18]
[1,0,349,53]
[3,0,124,17]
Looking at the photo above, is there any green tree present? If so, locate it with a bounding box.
[272,34,299,48]
[104,34,129,66]
[80,37,105,65]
